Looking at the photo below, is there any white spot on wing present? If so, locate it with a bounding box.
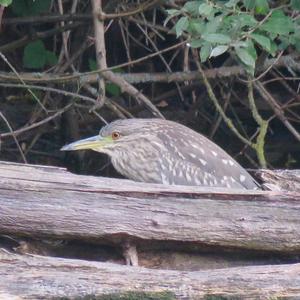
[240,175,246,182]
[229,160,234,166]
[186,173,192,182]
[195,178,201,185]
[200,159,207,166]
[200,148,205,154]
[161,173,169,185]
[191,143,200,149]
[176,151,185,159]
[222,159,228,165]
[211,151,218,156]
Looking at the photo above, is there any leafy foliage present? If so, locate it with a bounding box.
[166,0,299,74]
[23,40,57,69]
[0,0,12,7]
[11,0,51,17]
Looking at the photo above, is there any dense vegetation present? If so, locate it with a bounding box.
[0,0,299,176]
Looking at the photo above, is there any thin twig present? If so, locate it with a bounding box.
[98,0,160,20]
[0,83,97,104]
[0,41,187,84]
[0,112,27,163]
[254,81,300,142]
[0,104,73,139]
[192,49,254,147]
[0,52,47,113]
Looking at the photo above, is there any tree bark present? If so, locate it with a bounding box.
[0,161,299,253]
[0,249,300,299]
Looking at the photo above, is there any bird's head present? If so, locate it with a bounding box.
[60,118,166,155]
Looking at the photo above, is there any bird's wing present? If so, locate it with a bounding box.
[159,128,259,189]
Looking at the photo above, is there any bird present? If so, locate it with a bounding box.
[61,118,259,190]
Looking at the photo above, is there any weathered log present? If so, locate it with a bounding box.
[0,161,300,254]
[0,249,300,299]
[253,169,300,192]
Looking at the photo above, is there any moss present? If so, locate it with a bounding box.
[55,291,176,300]
[203,295,242,300]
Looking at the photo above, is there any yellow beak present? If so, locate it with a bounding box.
[61,135,112,151]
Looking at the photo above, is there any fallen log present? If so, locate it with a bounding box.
[0,249,299,299]
[253,168,300,192]
[0,161,299,253]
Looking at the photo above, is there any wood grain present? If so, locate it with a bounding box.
[0,249,300,299]
[0,161,299,252]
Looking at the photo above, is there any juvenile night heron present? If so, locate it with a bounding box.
[61,118,259,189]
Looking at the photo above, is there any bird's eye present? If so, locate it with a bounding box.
[112,131,121,140]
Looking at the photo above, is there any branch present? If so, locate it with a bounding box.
[247,81,269,168]
[0,249,300,299]
[91,0,107,108]
[0,51,296,85]
[98,0,160,21]
[0,162,300,253]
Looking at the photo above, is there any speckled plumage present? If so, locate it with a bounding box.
[63,118,259,189]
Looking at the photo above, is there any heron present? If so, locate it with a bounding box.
[61,118,259,189]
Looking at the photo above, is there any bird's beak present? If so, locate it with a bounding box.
[60,135,111,151]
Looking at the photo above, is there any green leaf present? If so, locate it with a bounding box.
[199,43,211,62]
[106,83,121,97]
[183,1,202,15]
[45,51,57,66]
[269,40,278,56]
[243,0,255,10]
[235,46,256,70]
[189,39,203,48]
[163,9,180,26]
[261,10,294,35]
[225,0,239,8]
[210,45,229,58]
[237,14,258,27]
[223,14,257,34]
[232,41,250,48]
[23,40,56,69]
[202,33,231,44]
[198,3,213,16]
[88,58,97,71]
[0,0,12,7]
[245,39,257,60]
[165,9,179,16]
[278,36,290,50]
[291,0,300,10]
[289,34,300,51]
[188,19,205,34]
[204,16,223,34]
[11,0,51,16]
[255,0,269,15]
[23,40,47,69]
[251,33,271,51]
[175,16,189,37]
